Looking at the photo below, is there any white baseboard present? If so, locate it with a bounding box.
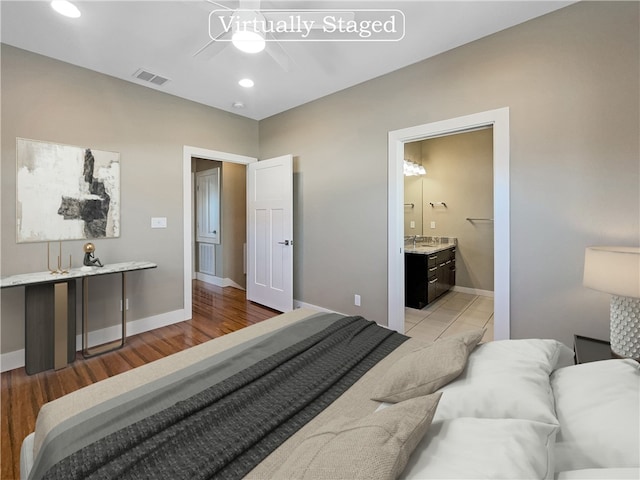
[1,350,26,373]
[0,308,188,373]
[196,272,245,290]
[452,286,494,297]
[293,299,344,315]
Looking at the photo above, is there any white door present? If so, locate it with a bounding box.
[195,168,220,244]
[247,155,293,312]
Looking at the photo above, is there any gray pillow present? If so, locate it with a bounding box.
[371,328,485,403]
[271,393,442,480]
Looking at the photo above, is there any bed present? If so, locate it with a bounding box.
[20,308,640,479]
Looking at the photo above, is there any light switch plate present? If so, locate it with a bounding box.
[151,217,167,228]
[430,221,436,229]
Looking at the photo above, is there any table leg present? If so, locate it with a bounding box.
[24,281,75,374]
[82,272,127,357]
[53,282,68,370]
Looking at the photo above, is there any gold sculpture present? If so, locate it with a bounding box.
[47,241,71,275]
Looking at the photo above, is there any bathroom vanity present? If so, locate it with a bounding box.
[405,239,456,309]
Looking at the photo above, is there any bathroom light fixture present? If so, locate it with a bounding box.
[403,160,426,176]
[238,78,254,88]
[583,246,640,359]
[51,0,81,18]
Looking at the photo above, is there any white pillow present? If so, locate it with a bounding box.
[552,359,640,471]
[433,339,570,424]
[401,418,558,480]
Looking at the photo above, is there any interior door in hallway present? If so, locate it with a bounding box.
[247,155,293,312]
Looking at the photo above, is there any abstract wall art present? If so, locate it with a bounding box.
[16,138,120,243]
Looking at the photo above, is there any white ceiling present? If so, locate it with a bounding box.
[1,0,574,120]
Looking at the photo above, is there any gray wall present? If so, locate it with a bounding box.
[1,2,638,356]
[416,129,494,292]
[1,45,258,353]
[259,2,639,345]
[221,161,247,288]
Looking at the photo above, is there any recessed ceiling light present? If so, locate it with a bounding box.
[238,78,254,88]
[232,101,245,109]
[231,31,266,54]
[51,0,81,18]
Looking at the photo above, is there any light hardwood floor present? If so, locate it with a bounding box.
[0,281,279,480]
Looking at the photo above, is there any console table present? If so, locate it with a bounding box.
[1,261,157,374]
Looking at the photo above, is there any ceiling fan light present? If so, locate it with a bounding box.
[51,0,81,18]
[232,30,265,54]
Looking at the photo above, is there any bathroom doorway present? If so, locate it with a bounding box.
[387,108,510,339]
[403,128,494,343]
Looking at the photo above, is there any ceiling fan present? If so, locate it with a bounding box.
[192,0,294,72]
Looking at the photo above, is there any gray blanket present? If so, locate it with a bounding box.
[39,315,407,480]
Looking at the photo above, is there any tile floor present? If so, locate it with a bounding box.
[405,291,494,343]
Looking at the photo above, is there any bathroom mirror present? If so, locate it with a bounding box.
[404,141,424,236]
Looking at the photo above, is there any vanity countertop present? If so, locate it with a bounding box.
[404,242,456,255]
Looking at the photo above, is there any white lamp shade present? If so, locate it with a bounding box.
[583,246,640,298]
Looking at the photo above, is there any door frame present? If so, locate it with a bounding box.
[387,108,510,339]
[182,146,257,315]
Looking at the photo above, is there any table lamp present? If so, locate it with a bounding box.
[583,246,640,359]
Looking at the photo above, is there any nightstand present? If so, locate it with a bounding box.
[573,335,616,364]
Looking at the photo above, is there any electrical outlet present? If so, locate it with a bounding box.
[410,221,415,228]
[354,294,361,307]
[430,221,436,229]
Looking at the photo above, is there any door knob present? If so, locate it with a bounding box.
[278,240,291,246]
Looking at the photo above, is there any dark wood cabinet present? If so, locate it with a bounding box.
[405,253,428,309]
[435,248,456,299]
[405,246,456,309]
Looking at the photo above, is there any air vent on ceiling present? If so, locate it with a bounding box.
[133,68,170,87]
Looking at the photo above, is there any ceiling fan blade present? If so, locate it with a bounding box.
[238,0,260,10]
[193,29,231,59]
[206,0,235,10]
[265,34,293,72]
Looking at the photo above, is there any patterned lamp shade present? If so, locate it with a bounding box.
[584,246,640,359]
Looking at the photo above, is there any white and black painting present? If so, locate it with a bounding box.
[16,138,120,243]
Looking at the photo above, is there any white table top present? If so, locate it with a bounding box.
[1,261,157,288]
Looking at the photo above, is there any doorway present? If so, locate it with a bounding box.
[388,108,510,339]
[182,146,257,317]
[193,158,246,290]
[403,129,494,342]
